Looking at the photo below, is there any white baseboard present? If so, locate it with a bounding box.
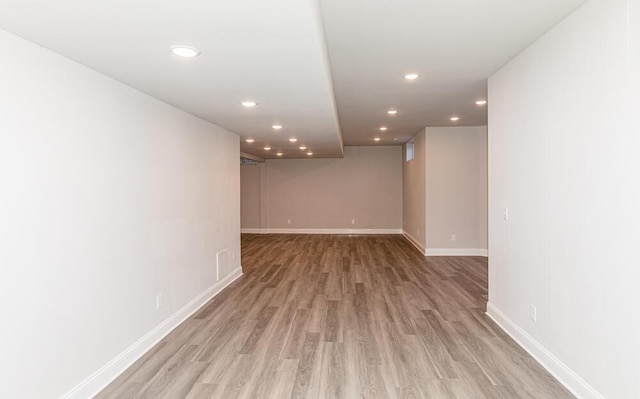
[241,228,264,234]
[402,231,427,255]
[60,267,243,399]
[486,302,605,399]
[426,248,488,257]
[263,228,403,235]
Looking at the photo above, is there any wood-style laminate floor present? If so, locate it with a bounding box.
[96,234,574,399]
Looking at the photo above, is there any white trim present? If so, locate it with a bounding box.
[60,267,243,399]
[241,228,265,234]
[426,248,488,257]
[402,231,427,255]
[486,302,605,399]
[264,228,402,235]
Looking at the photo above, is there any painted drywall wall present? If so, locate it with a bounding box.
[402,129,427,252]
[488,0,640,398]
[425,126,487,253]
[250,146,402,232]
[0,29,241,398]
[240,164,262,229]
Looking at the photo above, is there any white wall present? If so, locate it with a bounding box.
[402,129,427,251]
[240,164,262,229]
[241,146,403,233]
[0,30,241,398]
[425,126,487,254]
[402,127,487,256]
[488,1,640,398]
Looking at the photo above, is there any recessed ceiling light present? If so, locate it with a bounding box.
[450,116,460,121]
[404,73,419,80]
[307,151,313,156]
[276,152,283,156]
[289,138,297,142]
[374,137,381,142]
[299,146,307,150]
[170,45,201,58]
[475,100,487,105]
[245,138,255,143]
[241,101,258,108]
[379,126,388,131]
[272,124,283,130]
[264,146,271,151]
[387,109,398,115]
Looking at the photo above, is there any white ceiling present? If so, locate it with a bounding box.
[0,0,584,158]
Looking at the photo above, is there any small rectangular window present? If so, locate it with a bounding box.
[406,140,415,161]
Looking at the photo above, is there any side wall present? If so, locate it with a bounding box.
[425,126,487,255]
[240,164,262,230]
[0,30,241,398]
[402,129,427,252]
[488,0,640,397]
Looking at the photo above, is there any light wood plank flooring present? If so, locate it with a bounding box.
[96,234,573,399]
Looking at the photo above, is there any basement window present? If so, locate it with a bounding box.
[406,140,415,161]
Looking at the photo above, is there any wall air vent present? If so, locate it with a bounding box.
[216,249,228,281]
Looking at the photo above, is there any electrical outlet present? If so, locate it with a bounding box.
[232,250,235,260]
[351,218,356,225]
[287,218,291,225]
[530,305,537,322]
[156,294,162,310]
[503,207,509,221]
[451,234,456,241]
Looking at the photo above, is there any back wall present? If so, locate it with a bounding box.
[242,146,402,232]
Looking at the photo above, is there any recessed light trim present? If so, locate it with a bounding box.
[379,126,388,131]
[450,116,460,121]
[241,101,258,108]
[475,100,487,105]
[276,152,283,156]
[170,45,201,58]
[387,109,398,115]
[245,139,255,143]
[404,73,419,80]
[374,137,381,142]
[264,146,271,151]
[272,124,283,130]
[289,138,297,143]
[307,151,313,156]
[299,146,307,150]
